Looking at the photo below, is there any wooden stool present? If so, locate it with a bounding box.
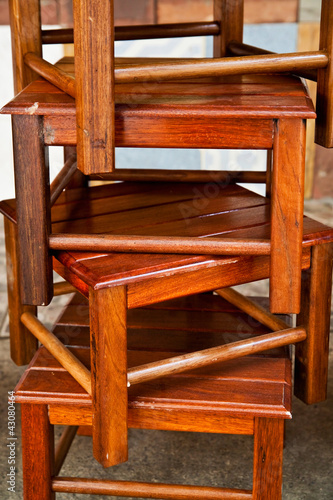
[15,292,292,500]
[1,63,316,314]
[2,182,333,467]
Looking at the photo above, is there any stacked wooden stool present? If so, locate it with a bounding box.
[1,1,333,499]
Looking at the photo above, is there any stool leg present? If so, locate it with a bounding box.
[21,404,55,500]
[12,114,53,306]
[4,219,37,365]
[270,118,306,314]
[90,285,128,467]
[295,243,333,404]
[253,417,284,500]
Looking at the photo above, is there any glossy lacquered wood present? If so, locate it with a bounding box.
[16,293,291,498]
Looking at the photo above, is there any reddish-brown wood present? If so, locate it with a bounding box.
[73,0,115,174]
[295,243,333,404]
[50,154,77,207]
[270,119,306,313]
[4,219,37,365]
[12,114,53,306]
[127,327,305,386]
[52,478,252,499]
[213,0,244,57]
[21,404,55,500]
[252,417,284,499]
[24,53,76,98]
[9,0,41,93]
[89,286,128,467]
[315,0,333,148]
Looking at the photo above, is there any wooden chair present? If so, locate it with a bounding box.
[1,181,333,467]
[15,291,293,499]
[4,0,332,315]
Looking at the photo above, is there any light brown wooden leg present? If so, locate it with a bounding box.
[89,286,128,467]
[4,219,37,365]
[295,243,333,404]
[213,0,244,57]
[270,118,306,314]
[12,114,53,306]
[253,417,284,500]
[21,404,55,500]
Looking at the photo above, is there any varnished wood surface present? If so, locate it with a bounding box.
[1,182,332,293]
[1,63,315,121]
[15,293,292,420]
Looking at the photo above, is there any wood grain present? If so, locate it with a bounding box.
[21,404,55,500]
[270,119,306,313]
[9,0,42,93]
[295,243,333,404]
[4,219,37,365]
[315,0,333,147]
[89,286,128,467]
[253,417,284,500]
[12,114,53,306]
[213,0,244,57]
[73,0,115,174]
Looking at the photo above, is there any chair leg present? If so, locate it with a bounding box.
[295,243,333,404]
[89,285,128,468]
[4,218,37,365]
[21,404,55,500]
[252,417,284,500]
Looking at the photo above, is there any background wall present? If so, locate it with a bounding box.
[0,0,330,202]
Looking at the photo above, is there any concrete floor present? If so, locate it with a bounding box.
[0,199,333,499]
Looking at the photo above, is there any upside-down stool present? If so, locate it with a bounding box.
[2,181,333,468]
[15,291,293,500]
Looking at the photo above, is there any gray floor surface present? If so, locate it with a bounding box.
[0,199,333,499]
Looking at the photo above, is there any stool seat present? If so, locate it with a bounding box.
[15,293,292,426]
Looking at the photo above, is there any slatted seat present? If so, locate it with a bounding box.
[2,181,333,470]
[1,65,317,314]
[15,292,292,499]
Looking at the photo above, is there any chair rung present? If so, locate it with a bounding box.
[52,477,252,499]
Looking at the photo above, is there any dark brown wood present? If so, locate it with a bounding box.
[52,478,252,499]
[73,0,115,174]
[114,52,328,83]
[213,0,244,57]
[252,417,284,499]
[295,243,333,404]
[54,426,78,475]
[42,22,220,45]
[21,404,55,500]
[24,53,76,98]
[50,234,271,256]
[270,119,306,313]
[4,219,37,365]
[89,169,267,184]
[50,154,77,207]
[9,0,42,93]
[12,114,53,306]
[89,286,128,467]
[315,0,333,148]
[127,327,306,386]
